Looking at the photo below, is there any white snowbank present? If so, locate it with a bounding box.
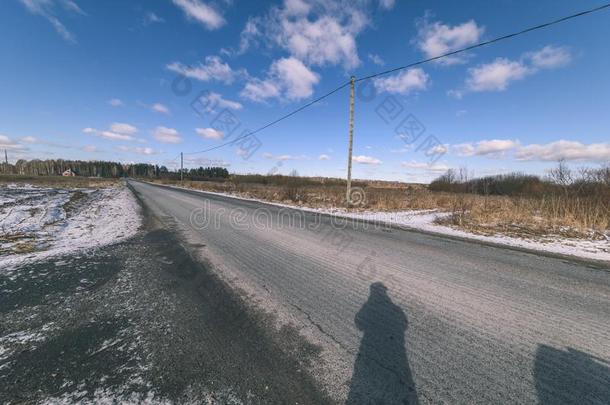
[163,184,610,263]
[0,184,141,269]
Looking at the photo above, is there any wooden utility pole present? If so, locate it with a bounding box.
[346,76,355,205]
[180,152,184,184]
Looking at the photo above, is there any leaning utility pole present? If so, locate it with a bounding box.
[345,75,355,206]
[180,152,184,184]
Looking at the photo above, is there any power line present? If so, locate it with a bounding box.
[182,3,610,157]
[356,2,610,82]
[184,81,351,156]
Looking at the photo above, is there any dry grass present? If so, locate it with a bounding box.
[0,175,120,188]
[150,176,609,240]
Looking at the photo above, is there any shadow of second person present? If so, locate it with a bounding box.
[347,282,419,405]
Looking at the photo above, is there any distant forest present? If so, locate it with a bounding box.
[0,159,230,180]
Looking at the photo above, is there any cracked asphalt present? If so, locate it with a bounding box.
[128,179,610,404]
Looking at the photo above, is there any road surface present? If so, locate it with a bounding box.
[129,180,610,404]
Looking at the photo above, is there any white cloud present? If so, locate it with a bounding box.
[239,0,384,69]
[284,0,311,16]
[353,155,382,165]
[195,92,243,113]
[20,136,38,144]
[466,58,531,92]
[241,79,281,103]
[525,45,571,69]
[0,134,28,151]
[153,127,182,144]
[151,103,170,114]
[83,124,136,141]
[196,127,224,140]
[458,45,572,95]
[516,140,610,162]
[19,0,84,42]
[374,68,429,95]
[454,139,519,156]
[172,0,225,30]
[318,154,330,160]
[402,161,450,173]
[108,98,124,107]
[241,57,319,102]
[110,123,138,135]
[368,53,385,66]
[166,56,240,83]
[378,0,395,10]
[415,18,484,65]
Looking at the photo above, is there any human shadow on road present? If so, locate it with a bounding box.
[534,344,610,404]
[347,282,419,404]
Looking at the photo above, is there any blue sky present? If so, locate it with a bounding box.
[1,0,609,182]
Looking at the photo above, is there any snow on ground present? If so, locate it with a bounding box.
[0,184,141,270]
[166,184,610,263]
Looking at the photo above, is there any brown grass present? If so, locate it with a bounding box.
[150,176,609,240]
[0,175,120,188]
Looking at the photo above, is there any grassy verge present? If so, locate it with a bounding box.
[147,175,609,240]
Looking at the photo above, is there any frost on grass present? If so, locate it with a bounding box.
[0,183,141,269]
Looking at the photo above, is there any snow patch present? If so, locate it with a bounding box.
[0,184,141,269]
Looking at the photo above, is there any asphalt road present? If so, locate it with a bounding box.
[129,180,610,404]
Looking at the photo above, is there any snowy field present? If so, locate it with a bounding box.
[166,184,610,263]
[0,183,141,270]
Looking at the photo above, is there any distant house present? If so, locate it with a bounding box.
[62,169,75,177]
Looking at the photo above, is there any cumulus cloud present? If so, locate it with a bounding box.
[196,127,224,140]
[110,123,138,135]
[457,45,572,95]
[153,126,182,144]
[238,0,392,69]
[171,0,225,30]
[0,134,28,151]
[241,57,319,102]
[466,58,530,92]
[454,139,519,156]
[374,68,429,95]
[83,123,137,141]
[516,140,610,162]
[166,56,241,84]
[151,103,170,114]
[18,0,85,43]
[318,154,330,160]
[415,17,484,65]
[353,155,382,165]
[525,45,571,69]
[194,92,243,114]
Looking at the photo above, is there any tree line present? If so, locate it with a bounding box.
[0,159,229,180]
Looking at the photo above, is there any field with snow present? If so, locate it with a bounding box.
[0,183,141,269]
